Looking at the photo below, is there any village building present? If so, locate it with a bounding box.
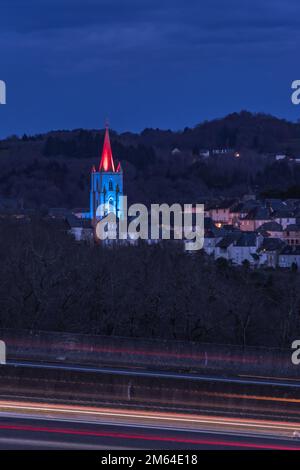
[278,246,300,269]
[239,207,271,231]
[283,224,300,246]
[257,238,286,268]
[257,221,283,239]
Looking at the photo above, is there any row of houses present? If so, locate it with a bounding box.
[203,197,300,268]
[2,196,300,269]
[31,200,300,269]
[205,197,300,229]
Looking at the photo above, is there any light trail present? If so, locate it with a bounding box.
[0,422,300,450]
[200,390,300,404]
[0,400,300,438]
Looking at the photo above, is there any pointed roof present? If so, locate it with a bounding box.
[99,126,115,172]
[116,161,122,172]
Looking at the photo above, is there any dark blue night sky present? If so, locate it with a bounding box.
[0,0,300,137]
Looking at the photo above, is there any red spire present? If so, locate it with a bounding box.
[99,125,115,172]
[116,161,122,172]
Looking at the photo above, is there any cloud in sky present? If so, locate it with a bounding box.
[1,0,300,136]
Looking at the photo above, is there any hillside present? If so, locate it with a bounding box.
[1,111,300,209]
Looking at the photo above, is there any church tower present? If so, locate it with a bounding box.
[90,125,123,221]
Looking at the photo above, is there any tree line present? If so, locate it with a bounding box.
[0,218,299,348]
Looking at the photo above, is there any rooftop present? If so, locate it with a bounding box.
[258,221,283,232]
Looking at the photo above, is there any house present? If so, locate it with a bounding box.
[229,200,259,227]
[215,232,262,266]
[214,233,241,261]
[265,199,289,213]
[229,232,262,266]
[257,221,283,239]
[229,202,245,227]
[257,238,286,268]
[66,215,93,242]
[278,246,300,269]
[203,221,238,256]
[283,224,300,246]
[273,210,296,229]
[208,199,237,226]
[240,207,271,231]
[203,230,218,255]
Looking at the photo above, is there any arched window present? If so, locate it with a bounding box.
[109,180,113,191]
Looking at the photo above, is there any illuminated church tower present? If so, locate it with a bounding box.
[90,125,123,221]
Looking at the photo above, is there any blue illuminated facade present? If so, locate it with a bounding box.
[90,169,123,220]
[90,127,123,220]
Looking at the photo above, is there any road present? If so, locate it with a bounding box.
[2,359,300,421]
[1,403,300,450]
[1,360,300,449]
